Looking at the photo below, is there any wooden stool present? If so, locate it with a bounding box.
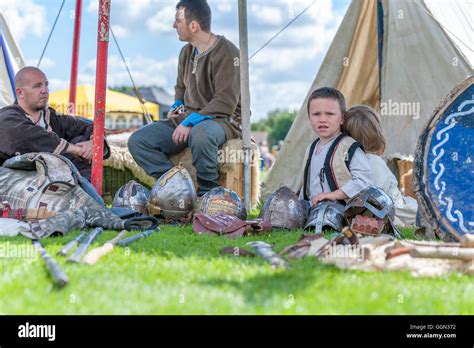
[170,139,260,208]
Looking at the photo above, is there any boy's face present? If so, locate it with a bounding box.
[308,98,343,143]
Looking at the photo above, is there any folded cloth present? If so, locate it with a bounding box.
[0,218,31,237]
[193,213,272,239]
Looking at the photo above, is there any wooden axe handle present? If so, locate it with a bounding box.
[82,243,114,265]
[82,230,127,265]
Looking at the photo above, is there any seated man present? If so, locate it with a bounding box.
[128,0,242,196]
[0,66,108,181]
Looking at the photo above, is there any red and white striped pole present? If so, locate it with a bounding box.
[91,0,111,194]
[68,0,82,114]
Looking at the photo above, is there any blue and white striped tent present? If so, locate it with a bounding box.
[0,12,25,108]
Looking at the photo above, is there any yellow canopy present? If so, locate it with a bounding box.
[48,85,159,119]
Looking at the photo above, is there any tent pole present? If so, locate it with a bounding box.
[91,0,111,195]
[69,0,82,114]
[238,0,252,212]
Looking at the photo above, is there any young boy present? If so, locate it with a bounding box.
[299,87,373,207]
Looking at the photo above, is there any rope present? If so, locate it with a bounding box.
[110,26,153,125]
[249,0,317,61]
[37,0,65,67]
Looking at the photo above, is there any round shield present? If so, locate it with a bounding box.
[414,76,474,242]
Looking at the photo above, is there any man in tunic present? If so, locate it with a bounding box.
[0,66,108,181]
[128,0,242,196]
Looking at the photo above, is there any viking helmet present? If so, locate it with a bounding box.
[146,164,197,222]
[259,186,306,229]
[345,186,400,236]
[198,187,246,220]
[112,180,150,214]
[304,201,345,233]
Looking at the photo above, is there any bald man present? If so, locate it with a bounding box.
[0,66,109,180]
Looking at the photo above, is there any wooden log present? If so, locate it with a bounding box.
[386,246,414,260]
[410,246,474,261]
[360,235,393,260]
[460,235,474,248]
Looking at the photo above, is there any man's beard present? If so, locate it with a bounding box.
[34,100,48,111]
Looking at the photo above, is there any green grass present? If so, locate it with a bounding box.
[0,226,472,315]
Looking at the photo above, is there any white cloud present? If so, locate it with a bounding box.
[216,2,233,13]
[0,0,47,41]
[249,79,309,121]
[245,0,347,119]
[249,4,284,26]
[146,5,176,34]
[86,0,98,13]
[35,57,56,69]
[76,54,178,90]
[87,0,153,17]
[111,24,129,38]
[48,78,69,92]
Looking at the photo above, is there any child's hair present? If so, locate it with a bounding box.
[307,87,346,115]
[344,105,386,154]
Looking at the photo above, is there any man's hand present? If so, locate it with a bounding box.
[167,105,185,120]
[75,140,93,161]
[65,143,86,159]
[172,124,192,145]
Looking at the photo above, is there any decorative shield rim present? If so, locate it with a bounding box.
[413,75,474,242]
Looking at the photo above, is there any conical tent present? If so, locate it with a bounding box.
[0,12,26,108]
[262,0,473,199]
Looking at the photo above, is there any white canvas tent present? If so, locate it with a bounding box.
[262,0,473,199]
[0,12,26,108]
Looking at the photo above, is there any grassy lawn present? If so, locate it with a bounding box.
[0,226,472,315]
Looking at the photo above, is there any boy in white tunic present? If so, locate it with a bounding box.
[298,88,373,208]
[344,105,418,226]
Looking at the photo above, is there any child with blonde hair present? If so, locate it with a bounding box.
[344,105,418,226]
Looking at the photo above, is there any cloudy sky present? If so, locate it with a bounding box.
[1,0,350,121]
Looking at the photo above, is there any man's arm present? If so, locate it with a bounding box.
[174,46,188,104]
[50,110,93,141]
[3,114,70,156]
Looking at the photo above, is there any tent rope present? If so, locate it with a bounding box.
[414,0,473,54]
[110,26,153,125]
[249,0,317,60]
[37,0,65,67]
